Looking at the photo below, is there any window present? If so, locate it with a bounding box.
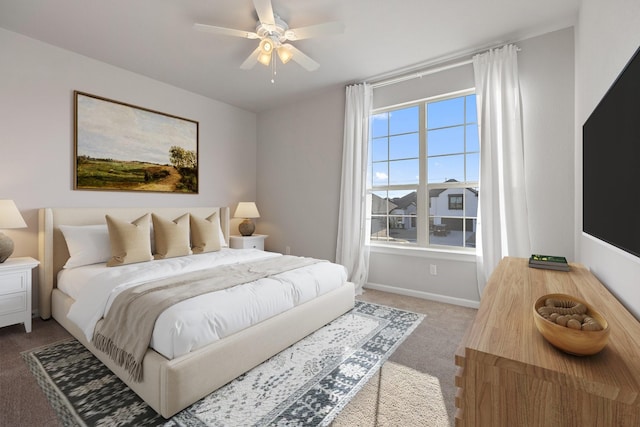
[448,194,463,210]
[369,91,479,250]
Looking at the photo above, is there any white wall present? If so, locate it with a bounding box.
[256,85,345,260]
[372,64,474,109]
[0,28,257,300]
[575,0,640,319]
[257,28,575,307]
[519,28,575,258]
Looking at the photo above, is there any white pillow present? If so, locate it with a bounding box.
[216,215,229,248]
[60,224,112,269]
[219,225,228,247]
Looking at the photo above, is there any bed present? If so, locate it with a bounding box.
[38,206,355,418]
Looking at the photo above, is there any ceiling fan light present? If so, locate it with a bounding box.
[257,50,272,66]
[259,38,274,54]
[277,46,293,64]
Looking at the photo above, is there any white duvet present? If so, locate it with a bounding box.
[59,249,348,359]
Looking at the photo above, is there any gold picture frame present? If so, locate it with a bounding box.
[74,91,199,193]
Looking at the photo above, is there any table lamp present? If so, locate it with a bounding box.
[234,202,260,236]
[0,200,27,263]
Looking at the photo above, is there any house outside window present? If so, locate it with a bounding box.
[369,90,479,250]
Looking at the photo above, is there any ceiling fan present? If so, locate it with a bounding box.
[194,0,344,75]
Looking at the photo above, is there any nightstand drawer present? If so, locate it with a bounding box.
[229,234,267,250]
[0,272,26,295]
[242,237,263,249]
[0,292,26,316]
[0,257,39,333]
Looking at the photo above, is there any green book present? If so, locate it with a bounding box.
[529,254,568,265]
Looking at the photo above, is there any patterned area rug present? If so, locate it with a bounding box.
[22,301,424,426]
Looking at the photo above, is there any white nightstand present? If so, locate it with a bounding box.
[0,257,39,333]
[229,234,268,250]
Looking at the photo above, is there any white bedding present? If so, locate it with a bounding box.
[59,249,348,359]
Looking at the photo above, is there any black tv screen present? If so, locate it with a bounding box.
[583,45,640,258]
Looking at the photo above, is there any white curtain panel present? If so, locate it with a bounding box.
[336,83,372,294]
[473,44,531,295]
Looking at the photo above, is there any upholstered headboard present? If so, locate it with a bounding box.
[37,206,230,319]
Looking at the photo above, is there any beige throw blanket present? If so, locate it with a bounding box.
[93,255,324,382]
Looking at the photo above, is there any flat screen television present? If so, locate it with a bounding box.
[583,44,640,258]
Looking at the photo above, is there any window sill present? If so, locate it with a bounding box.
[369,242,476,262]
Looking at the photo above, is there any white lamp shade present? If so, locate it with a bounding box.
[0,200,27,229]
[234,202,260,219]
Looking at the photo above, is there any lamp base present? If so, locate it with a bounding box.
[0,232,15,263]
[238,219,255,236]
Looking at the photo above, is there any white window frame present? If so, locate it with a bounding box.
[368,88,478,253]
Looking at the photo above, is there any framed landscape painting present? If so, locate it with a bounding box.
[74,91,199,193]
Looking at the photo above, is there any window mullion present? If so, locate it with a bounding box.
[417,103,427,246]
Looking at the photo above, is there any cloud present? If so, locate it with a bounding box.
[76,94,197,164]
[375,171,388,180]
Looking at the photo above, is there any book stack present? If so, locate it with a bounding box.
[528,254,570,271]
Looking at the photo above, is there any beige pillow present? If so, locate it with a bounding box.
[105,214,153,267]
[190,212,222,254]
[152,213,192,259]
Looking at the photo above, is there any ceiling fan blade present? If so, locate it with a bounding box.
[193,23,258,39]
[284,44,320,71]
[285,21,345,41]
[240,46,262,70]
[253,0,275,26]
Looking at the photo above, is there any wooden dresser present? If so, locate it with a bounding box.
[455,257,640,426]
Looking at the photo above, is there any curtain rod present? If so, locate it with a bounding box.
[370,58,473,89]
[367,44,520,90]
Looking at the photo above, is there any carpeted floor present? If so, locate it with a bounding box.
[0,289,477,427]
[333,361,451,426]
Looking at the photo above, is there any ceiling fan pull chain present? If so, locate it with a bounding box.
[271,51,276,83]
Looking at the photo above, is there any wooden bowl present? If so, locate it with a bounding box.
[533,293,610,356]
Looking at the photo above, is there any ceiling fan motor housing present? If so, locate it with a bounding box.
[256,14,289,48]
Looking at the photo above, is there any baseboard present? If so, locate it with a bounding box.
[363,282,480,309]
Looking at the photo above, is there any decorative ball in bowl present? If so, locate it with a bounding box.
[533,293,610,356]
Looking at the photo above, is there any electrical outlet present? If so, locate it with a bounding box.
[285,246,291,255]
[429,264,437,275]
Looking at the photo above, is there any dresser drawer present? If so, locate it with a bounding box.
[0,272,25,295]
[0,292,26,316]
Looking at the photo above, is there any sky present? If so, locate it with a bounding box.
[76,94,198,165]
[370,94,478,188]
